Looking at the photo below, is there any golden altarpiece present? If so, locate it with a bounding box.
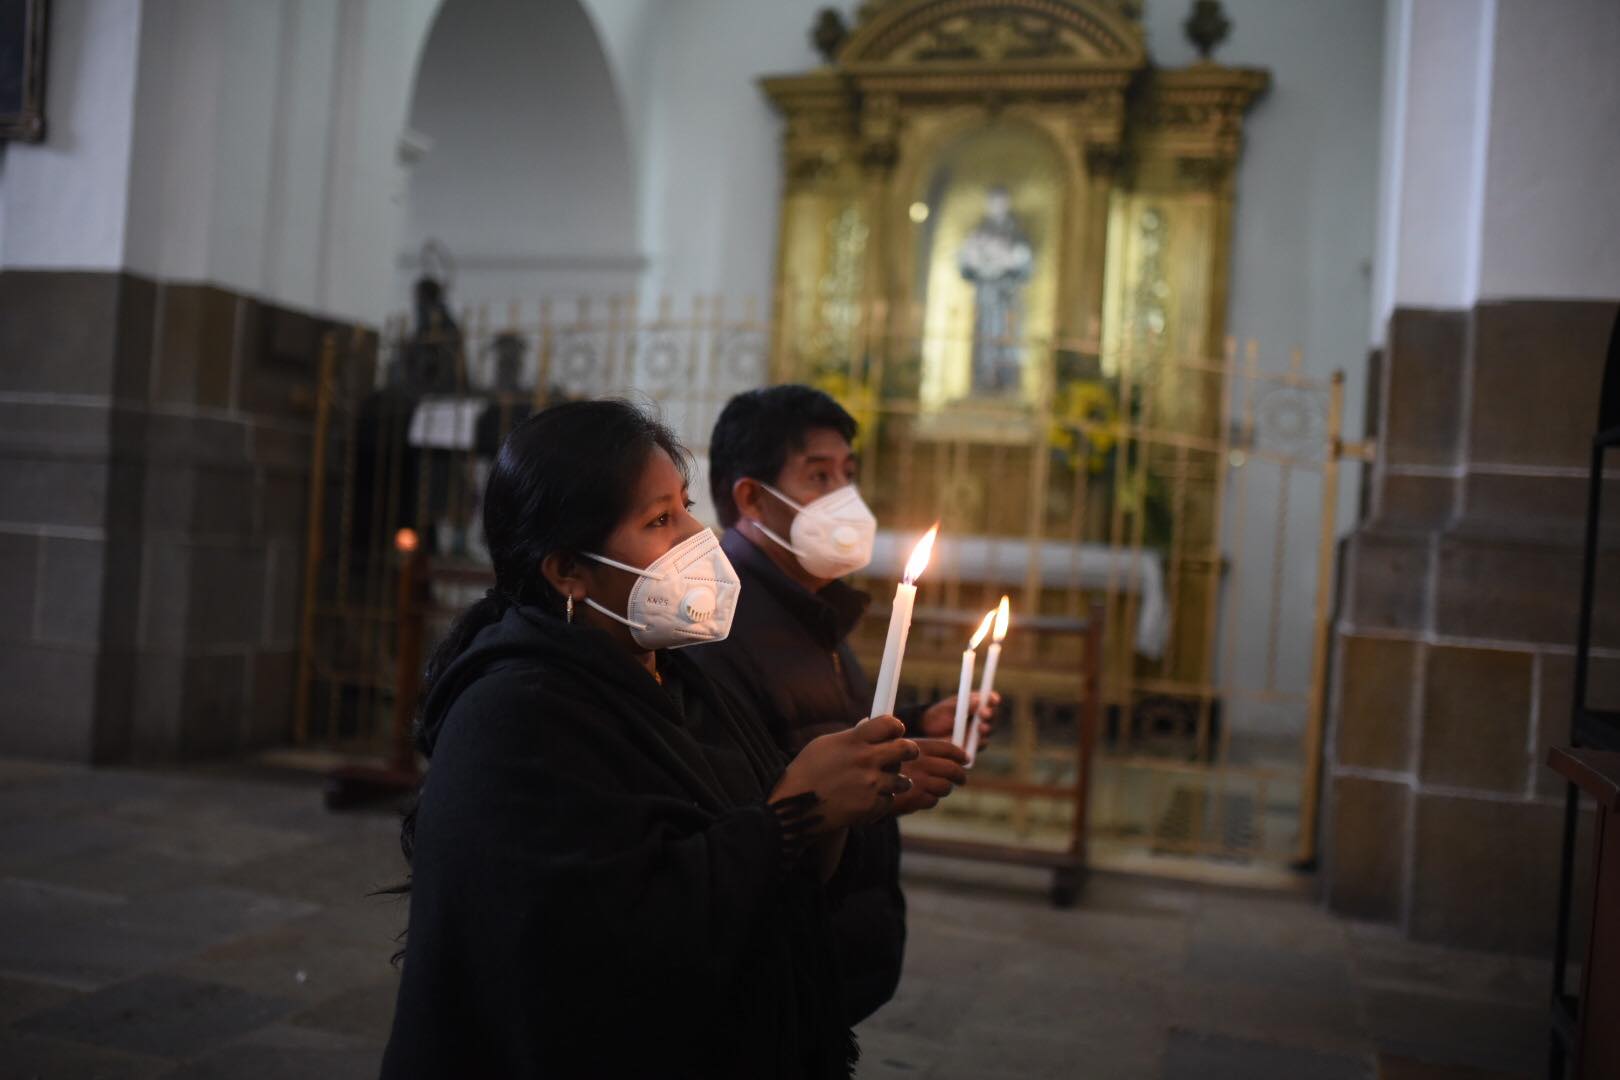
[760,0,1296,877]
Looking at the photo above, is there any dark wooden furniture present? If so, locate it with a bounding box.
[884,603,1105,909]
[323,539,426,809]
[1550,308,1620,1077]
[1548,748,1620,1079]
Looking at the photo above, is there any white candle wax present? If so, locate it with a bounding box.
[950,648,975,746]
[869,581,916,719]
[966,641,1001,766]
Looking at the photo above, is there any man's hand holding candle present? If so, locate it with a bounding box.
[890,738,970,815]
[914,691,1002,745]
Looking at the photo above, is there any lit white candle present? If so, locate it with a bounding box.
[870,524,938,720]
[952,609,998,747]
[966,595,1010,766]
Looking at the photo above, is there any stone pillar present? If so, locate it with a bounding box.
[1327,0,1620,953]
[1325,300,1619,951]
[0,270,371,761]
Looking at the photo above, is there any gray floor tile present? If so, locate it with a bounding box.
[1348,922,1549,1005]
[1186,935,1356,995]
[285,976,400,1043]
[1163,1028,1373,1080]
[0,759,1573,1079]
[0,974,79,1025]
[17,974,296,1059]
[1361,988,1544,1076]
[0,759,78,785]
[860,974,979,1040]
[170,916,394,1007]
[157,1024,382,1080]
[119,886,320,947]
[0,818,161,875]
[25,848,233,898]
[220,830,407,908]
[854,1028,942,1078]
[0,1031,171,1080]
[0,879,318,991]
[937,1024,1158,1080]
[112,814,315,871]
[1168,975,1368,1056]
[0,878,180,990]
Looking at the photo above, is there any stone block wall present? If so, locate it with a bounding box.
[1328,299,1620,952]
[1325,300,1620,953]
[0,270,372,762]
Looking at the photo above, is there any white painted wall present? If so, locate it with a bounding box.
[314,0,440,321]
[630,0,823,303]
[0,0,142,270]
[1143,0,1386,734]
[396,0,640,311]
[578,0,659,175]
[260,0,344,310]
[1476,0,1620,300]
[1370,0,1620,321]
[0,0,438,322]
[1370,0,1494,333]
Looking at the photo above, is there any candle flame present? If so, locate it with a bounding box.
[902,523,939,584]
[992,595,1011,641]
[395,528,419,553]
[969,608,996,650]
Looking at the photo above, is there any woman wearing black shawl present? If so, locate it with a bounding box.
[381,400,918,1079]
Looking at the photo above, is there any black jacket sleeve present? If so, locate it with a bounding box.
[824,817,908,1025]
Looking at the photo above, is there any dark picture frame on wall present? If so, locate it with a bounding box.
[0,0,47,142]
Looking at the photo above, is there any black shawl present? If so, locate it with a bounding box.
[380,604,855,1078]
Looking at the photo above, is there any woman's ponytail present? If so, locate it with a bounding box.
[412,589,510,754]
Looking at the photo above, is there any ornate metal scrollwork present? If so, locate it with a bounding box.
[1253,383,1329,464]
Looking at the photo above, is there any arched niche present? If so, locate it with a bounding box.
[903,119,1069,413]
[397,0,641,314]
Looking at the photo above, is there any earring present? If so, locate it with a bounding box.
[566,595,575,623]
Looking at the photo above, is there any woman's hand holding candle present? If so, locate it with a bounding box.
[772,715,920,829]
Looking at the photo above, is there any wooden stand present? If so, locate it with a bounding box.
[1548,747,1620,1078]
[1549,310,1620,1077]
[324,543,426,810]
[901,603,1103,908]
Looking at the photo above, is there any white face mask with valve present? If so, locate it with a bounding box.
[755,482,878,579]
[580,528,740,650]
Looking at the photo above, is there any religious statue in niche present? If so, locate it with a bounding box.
[957,185,1033,395]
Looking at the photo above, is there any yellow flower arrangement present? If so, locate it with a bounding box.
[1047,379,1119,473]
[810,369,879,449]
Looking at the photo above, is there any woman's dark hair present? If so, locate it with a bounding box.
[417,399,690,733]
[707,385,857,527]
[390,400,689,931]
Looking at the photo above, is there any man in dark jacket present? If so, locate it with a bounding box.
[688,385,996,1026]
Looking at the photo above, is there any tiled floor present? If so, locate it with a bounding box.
[0,759,1549,1079]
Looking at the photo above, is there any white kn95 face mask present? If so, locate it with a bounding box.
[581,528,740,649]
[755,482,878,579]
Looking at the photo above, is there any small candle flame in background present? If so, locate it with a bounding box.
[969,608,996,649]
[992,594,1011,641]
[902,523,940,584]
[395,528,420,553]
